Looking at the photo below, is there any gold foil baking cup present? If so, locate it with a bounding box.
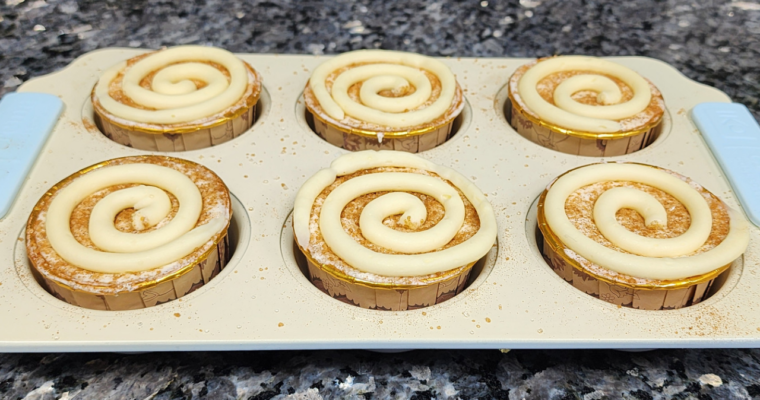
[294,237,473,290]
[293,226,474,310]
[25,156,233,311]
[32,233,230,311]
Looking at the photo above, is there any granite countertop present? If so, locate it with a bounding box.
[2,0,760,399]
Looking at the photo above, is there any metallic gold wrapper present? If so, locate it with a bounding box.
[25,156,233,311]
[535,166,733,310]
[32,234,230,311]
[92,62,261,152]
[304,84,464,153]
[505,65,664,156]
[293,238,474,311]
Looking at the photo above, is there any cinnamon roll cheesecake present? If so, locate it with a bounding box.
[537,163,749,310]
[92,45,262,151]
[507,56,665,156]
[304,50,464,153]
[26,156,232,310]
[293,150,497,310]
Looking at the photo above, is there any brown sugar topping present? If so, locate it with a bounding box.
[306,167,481,285]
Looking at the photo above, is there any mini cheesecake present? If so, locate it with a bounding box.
[537,163,749,310]
[304,50,464,153]
[26,156,232,310]
[92,45,262,151]
[507,56,665,156]
[293,150,497,310]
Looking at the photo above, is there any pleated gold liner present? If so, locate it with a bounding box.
[25,156,233,311]
[536,190,731,310]
[505,97,663,157]
[92,63,261,152]
[30,234,230,311]
[294,240,473,311]
[307,109,455,153]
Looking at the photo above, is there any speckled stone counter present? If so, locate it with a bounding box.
[2,0,760,399]
[1,0,758,119]
[3,349,760,399]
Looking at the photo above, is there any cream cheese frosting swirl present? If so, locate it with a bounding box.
[294,150,497,277]
[45,163,226,274]
[544,163,749,280]
[517,56,652,133]
[309,50,458,128]
[94,45,248,124]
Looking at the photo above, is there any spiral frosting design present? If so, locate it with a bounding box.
[94,45,249,124]
[309,50,459,129]
[543,163,749,280]
[294,151,497,277]
[42,160,228,274]
[517,56,654,133]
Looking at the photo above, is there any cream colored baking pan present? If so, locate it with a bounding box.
[1,49,757,351]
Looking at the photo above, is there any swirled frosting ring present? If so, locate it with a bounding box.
[543,163,749,281]
[94,45,255,125]
[26,156,232,294]
[514,56,660,134]
[45,163,226,274]
[306,50,463,132]
[294,150,497,278]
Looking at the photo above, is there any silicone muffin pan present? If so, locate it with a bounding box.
[1,49,758,352]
